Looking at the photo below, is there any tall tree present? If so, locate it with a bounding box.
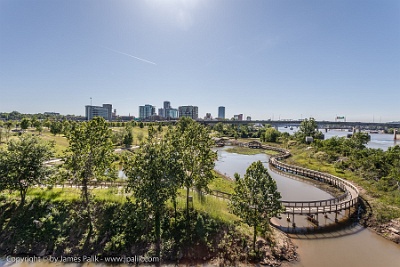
[63,117,114,233]
[33,119,43,135]
[295,117,324,142]
[124,127,182,259]
[263,127,281,143]
[0,135,54,206]
[4,121,14,142]
[173,117,216,223]
[50,121,63,136]
[230,161,282,252]
[123,125,134,148]
[20,117,30,132]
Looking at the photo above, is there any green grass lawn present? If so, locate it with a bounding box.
[225,146,280,156]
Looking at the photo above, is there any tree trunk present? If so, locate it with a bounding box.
[253,223,257,253]
[155,209,161,262]
[19,187,26,208]
[186,186,190,219]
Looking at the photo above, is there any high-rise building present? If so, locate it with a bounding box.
[233,114,243,121]
[85,104,113,121]
[164,101,171,110]
[165,108,178,119]
[102,104,112,121]
[139,104,155,120]
[178,106,198,120]
[158,108,165,117]
[218,106,225,119]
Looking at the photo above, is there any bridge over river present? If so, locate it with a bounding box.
[200,119,400,131]
[265,145,360,228]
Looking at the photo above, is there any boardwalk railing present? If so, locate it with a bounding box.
[264,144,360,215]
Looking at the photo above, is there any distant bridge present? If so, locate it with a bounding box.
[199,120,400,130]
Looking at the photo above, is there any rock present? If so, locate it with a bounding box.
[388,227,399,235]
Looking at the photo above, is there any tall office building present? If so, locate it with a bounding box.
[139,104,155,120]
[178,106,198,120]
[85,104,113,121]
[218,106,225,119]
[158,108,165,117]
[102,104,112,121]
[158,100,179,119]
[164,101,171,110]
[166,108,178,119]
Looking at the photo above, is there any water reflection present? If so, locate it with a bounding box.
[277,127,398,151]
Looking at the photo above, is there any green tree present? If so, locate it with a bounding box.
[111,130,125,146]
[230,161,282,252]
[124,127,182,259]
[20,117,31,132]
[0,135,54,206]
[43,118,51,129]
[50,121,63,136]
[123,125,134,147]
[0,121,3,143]
[173,117,216,223]
[62,120,72,135]
[214,122,224,134]
[295,117,323,142]
[4,121,14,142]
[263,127,280,143]
[137,132,144,145]
[33,120,43,135]
[63,117,114,235]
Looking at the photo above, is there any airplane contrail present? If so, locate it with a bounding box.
[102,46,157,65]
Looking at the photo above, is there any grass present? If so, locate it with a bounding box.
[209,171,235,194]
[27,187,80,202]
[170,188,239,224]
[225,146,280,156]
[10,182,239,223]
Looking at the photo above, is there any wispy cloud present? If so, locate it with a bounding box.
[102,46,157,65]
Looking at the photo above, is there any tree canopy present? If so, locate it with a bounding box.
[0,135,54,205]
[230,161,282,252]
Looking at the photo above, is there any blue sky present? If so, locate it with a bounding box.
[1,0,399,122]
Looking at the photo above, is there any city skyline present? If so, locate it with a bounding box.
[1,0,399,122]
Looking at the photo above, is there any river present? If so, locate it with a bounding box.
[278,127,398,151]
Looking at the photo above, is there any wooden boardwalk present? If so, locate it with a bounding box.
[265,145,360,217]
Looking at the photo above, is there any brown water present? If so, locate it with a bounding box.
[291,227,400,267]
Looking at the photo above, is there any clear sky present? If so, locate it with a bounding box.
[1,0,399,122]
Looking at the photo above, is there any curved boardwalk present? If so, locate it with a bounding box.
[265,145,359,218]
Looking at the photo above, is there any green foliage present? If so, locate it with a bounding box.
[0,135,54,205]
[124,126,183,257]
[50,121,63,136]
[63,117,114,231]
[295,117,324,142]
[262,127,280,142]
[122,125,133,147]
[173,117,216,219]
[230,161,282,252]
[20,117,30,131]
